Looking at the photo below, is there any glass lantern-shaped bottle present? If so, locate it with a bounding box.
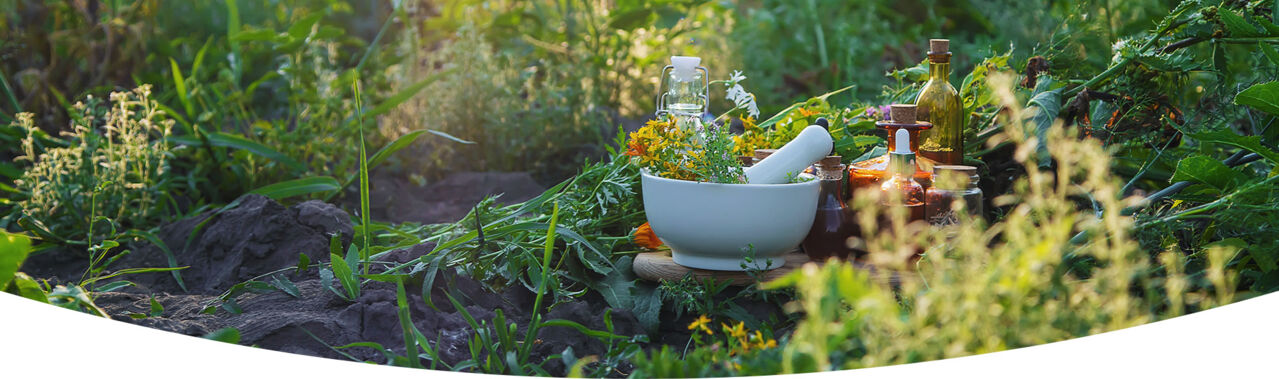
[656,56,709,130]
[847,104,937,192]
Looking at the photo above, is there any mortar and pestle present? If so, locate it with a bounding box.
[641,126,834,271]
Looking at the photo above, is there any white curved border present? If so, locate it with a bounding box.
[2,291,1277,377]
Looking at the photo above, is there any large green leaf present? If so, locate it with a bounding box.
[1261,43,1279,67]
[171,132,305,171]
[593,256,662,332]
[1219,9,1263,37]
[169,58,194,117]
[1,231,33,291]
[249,176,340,200]
[1235,81,1279,116]
[1170,154,1243,193]
[1187,129,1279,164]
[1024,79,1063,167]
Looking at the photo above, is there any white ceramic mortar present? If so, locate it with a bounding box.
[640,171,820,271]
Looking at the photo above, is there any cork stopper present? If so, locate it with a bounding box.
[929,39,950,54]
[753,149,777,160]
[817,155,842,167]
[889,104,917,125]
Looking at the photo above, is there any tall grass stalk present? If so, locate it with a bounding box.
[353,79,371,275]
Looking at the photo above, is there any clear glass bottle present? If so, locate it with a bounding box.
[848,104,936,192]
[801,156,859,261]
[657,56,708,130]
[925,165,983,225]
[915,39,964,165]
[880,129,927,224]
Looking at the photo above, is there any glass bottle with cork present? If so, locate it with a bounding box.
[847,104,936,191]
[915,39,964,165]
[801,156,860,262]
[925,165,983,225]
[881,128,927,224]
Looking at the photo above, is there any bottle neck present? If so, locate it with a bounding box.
[888,152,916,178]
[929,60,950,83]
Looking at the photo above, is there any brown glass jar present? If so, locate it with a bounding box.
[925,165,983,225]
[801,156,860,261]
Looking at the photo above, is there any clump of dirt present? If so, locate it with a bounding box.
[119,194,354,294]
[27,192,645,375]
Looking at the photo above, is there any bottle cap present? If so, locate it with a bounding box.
[671,56,701,82]
[933,165,978,189]
[817,155,842,167]
[933,165,976,175]
[929,39,950,54]
[753,149,777,160]
[890,104,917,125]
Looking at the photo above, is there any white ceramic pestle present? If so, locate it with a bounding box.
[744,125,833,184]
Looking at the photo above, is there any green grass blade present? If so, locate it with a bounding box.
[130,230,187,292]
[354,78,371,274]
[363,67,458,119]
[170,132,305,171]
[225,0,242,84]
[169,58,194,117]
[249,176,341,200]
[395,279,422,368]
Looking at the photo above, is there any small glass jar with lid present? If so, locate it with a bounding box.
[925,165,983,225]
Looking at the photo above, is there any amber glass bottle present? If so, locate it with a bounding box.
[801,156,859,261]
[915,39,964,165]
[848,105,936,192]
[881,129,927,224]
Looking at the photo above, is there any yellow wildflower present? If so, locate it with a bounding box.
[688,315,712,335]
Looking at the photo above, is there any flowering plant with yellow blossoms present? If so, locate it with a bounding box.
[625,115,747,184]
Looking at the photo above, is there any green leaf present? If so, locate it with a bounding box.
[1170,154,1242,193]
[1220,10,1262,37]
[1,231,33,291]
[1235,81,1279,116]
[203,328,241,344]
[296,253,311,275]
[1186,128,1279,164]
[171,132,305,171]
[593,256,662,332]
[363,67,458,119]
[268,274,301,298]
[169,58,194,116]
[1261,43,1279,67]
[331,251,360,300]
[10,273,47,302]
[288,14,324,39]
[1024,79,1062,167]
[758,85,855,129]
[249,176,340,200]
[149,296,164,317]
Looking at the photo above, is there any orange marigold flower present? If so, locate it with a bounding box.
[798,107,819,118]
[634,222,663,249]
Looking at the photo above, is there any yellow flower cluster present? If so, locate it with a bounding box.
[686,314,778,356]
[624,116,702,181]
